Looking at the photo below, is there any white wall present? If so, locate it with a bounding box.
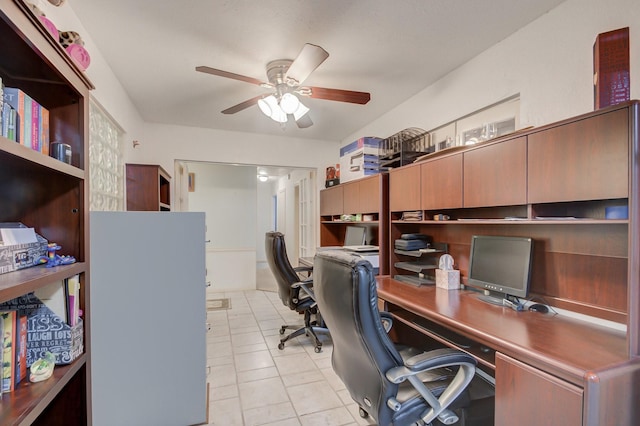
[342,0,640,145]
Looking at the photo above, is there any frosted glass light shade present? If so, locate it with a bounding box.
[279,93,300,114]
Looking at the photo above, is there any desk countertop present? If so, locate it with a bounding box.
[376,275,628,386]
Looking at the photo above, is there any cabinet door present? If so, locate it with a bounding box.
[495,353,583,426]
[320,185,344,216]
[343,181,360,214]
[464,137,527,207]
[90,212,207,426]
[528,108,628,203]
[358,175,381,214]
[421,154,463,210]
[389,163,421,212]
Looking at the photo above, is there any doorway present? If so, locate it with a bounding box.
[175,161,316,294]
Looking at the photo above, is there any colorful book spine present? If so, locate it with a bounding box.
[1,311,16,393]
[41,106,50,154]
[31,99,40,152]
[22,95,32,149]
[3,88,25,145]
[15,313,27,387]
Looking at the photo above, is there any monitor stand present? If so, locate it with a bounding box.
[477,293,524,311]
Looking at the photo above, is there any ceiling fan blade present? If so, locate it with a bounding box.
[284,44,329,86]
[304,86,371,104]
[221,95,264,114]
[196,66,270,87]
[296,114,313,128]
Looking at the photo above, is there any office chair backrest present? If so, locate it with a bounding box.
[314,250,404,426]
[265,231,301,310]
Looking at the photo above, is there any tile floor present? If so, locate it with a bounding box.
[206,290,376,426]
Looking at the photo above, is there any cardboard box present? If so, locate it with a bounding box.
[0,293,83,366]
[0,223,48,275]
[340,137,382,157]
[340,138,383,183]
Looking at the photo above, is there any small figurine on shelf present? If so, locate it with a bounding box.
[36,243,76,267]
[30,352,56,383]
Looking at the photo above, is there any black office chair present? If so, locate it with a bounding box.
[313,250,477,426]
[265,231,329,352]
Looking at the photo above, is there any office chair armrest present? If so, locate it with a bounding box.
[294,265,313,280]
[293,281,318,304]
[294,265,313,274]
[379,311,393,333]
[386,348,475,382]
[386,348,476,425]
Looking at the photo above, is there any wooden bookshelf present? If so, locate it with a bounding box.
[125,163,171,211]
[0,0,93,423]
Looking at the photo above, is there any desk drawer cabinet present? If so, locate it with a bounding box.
[495,353,583,426]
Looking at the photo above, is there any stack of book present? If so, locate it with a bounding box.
[1,78,50,154]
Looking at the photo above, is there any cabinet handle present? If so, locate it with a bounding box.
[206,323,211,332]
[206,281,211,288]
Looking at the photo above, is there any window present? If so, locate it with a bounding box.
[89,99,124,211]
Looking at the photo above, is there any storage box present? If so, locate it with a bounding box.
[0,223,48,275]
[0,293,83,366]
[340,138,383,183]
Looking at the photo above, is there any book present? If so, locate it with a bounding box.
[31,99,40,152]
[3,88,27,146]
[15,313,27,386]
[1,311,16,393]
[66,275,80,326]
[34,280,67,323]
[40,106,50,154]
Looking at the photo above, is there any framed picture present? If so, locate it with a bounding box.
[188,173,195,192]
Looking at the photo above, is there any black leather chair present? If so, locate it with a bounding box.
[313,250,477,426]
[265,231,329,352]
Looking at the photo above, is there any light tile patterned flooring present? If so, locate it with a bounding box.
[206,290,376,426]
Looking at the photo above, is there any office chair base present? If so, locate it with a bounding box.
[278,324,327,352]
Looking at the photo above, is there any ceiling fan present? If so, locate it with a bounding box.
[196,43,371,128]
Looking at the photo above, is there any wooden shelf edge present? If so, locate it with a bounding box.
[391,219,628,225]
[0,354,86,426]
[0,138,85,179]
[0,263,87,303]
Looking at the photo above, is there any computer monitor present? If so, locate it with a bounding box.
[343,226,366,246]
[467,235,534,302]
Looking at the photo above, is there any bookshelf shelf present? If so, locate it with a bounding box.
[1,0,92,423]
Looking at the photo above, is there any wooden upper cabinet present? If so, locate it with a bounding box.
[421,153,463,210]
[463,137,527,207]
[390,163,421,212]
[320,185,344,216]
[342,181,360,214]
[357,174,382,214]
[528,108,629,203]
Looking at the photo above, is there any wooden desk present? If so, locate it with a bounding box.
[376,276,640,426]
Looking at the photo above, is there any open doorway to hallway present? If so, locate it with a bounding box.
[175,161,316,294]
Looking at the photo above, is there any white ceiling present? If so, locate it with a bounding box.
[67,0,566,142]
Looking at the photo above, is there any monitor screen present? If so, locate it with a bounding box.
[343,226,366,246]
[467,235,534,299]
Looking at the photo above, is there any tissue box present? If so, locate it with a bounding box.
[436,269,460,290]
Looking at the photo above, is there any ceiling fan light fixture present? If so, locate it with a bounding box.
[279,93,300,114]
[258,95,287,123]
[293,101,310,121]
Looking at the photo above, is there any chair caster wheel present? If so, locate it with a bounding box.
[278,342,285,350]
[279,327,286,335]
[314,346,322,353]
[359,407,369,418]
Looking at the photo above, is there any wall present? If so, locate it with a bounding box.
[342,0,640,145]
[187,162,257,291]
